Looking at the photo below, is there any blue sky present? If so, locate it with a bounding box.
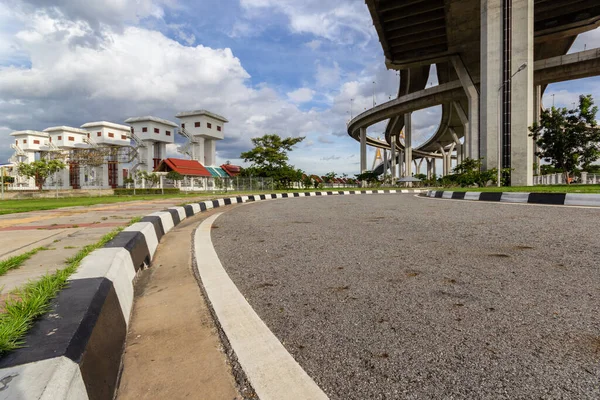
[0,0,599,175]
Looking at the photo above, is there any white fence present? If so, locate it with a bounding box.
[534,173,600,185]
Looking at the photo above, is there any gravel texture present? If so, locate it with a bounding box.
[211,194,600,399]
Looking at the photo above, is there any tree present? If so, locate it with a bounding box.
[166,171,184,182]
[240,134,305,188]
[136,171,160,187]
[529,94,600,184]
[323,171,337,183]
[450,158,498,187]
[17,159,66,190]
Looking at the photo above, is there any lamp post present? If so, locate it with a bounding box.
[1,166,4,200]
[497,62,527,187]
[372,81,376,107]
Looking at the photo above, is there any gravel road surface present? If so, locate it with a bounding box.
[211,194,600,399]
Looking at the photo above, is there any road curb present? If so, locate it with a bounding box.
[0,189,420,400]
[194,214,329,400]
[425,190,600,207]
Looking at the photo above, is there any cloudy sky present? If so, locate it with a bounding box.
[0,1,599,175]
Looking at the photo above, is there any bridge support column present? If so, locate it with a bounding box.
[426,159,432,180]
[451,56,479,160]
[360,127,367,173]
[383,147,388,177]
[481,0,502,173]
[390,135,396,183]
[439,146,448,176]
[510,0,534,186]
[450,128,463,166]
[432,157,437,178]
[404,113,413,179]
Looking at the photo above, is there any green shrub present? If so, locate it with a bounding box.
[113,188,180,195]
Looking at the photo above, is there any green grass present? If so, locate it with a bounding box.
[444,184,600,193]
[0,194,208,216]
[0,247,48,277]
[0,217,139,355]
[0,188,390,216]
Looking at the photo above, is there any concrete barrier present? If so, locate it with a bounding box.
[0,189,423,399]
[425,190,600,207]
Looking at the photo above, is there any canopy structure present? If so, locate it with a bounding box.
[155,158,211,177]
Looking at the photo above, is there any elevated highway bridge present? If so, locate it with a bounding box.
[350,0,600,185]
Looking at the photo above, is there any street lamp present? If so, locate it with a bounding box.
[372,81,376,107]
[497,62,527,187]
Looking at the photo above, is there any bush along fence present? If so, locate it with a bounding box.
[0,189,423,400]
[426,190,600,207]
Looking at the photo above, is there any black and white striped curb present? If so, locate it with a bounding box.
[426,190,600,207]
[0,189,421,400]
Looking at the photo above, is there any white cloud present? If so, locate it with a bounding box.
[315,61,341,88]
[287,88,315,103]
[239,0,374,45]
[306,39,322,51]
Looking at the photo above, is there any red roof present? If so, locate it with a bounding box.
[221,163,241,177]
[155,158,212,177]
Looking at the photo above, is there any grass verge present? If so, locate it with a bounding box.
[0,216,141,355]
[0,247,48,277]
[440,184,600,193]
[0,188,407,216]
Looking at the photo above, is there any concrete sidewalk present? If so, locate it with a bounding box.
[0,196,212,294]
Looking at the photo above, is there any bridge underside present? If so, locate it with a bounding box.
[353,0,600,185]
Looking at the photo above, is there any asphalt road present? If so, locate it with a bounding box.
[211,194,600,399]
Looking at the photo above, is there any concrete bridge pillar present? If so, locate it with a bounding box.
[481,0,502,174]
[451,57,479,160]
[426,159,432,180]
[481,0,534,186]
[360,127,367,173]
[390,135,396,182]
[404,113,412,178]
[510,0,534,186]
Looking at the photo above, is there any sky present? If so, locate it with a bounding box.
[0,0,599,175]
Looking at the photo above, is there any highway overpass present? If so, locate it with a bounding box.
[350,0,600,185]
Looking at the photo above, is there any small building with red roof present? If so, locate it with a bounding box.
[154,158,212,177]
[221,163,241,177]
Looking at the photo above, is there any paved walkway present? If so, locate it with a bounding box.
[117,209,244,400]
[0,196,212,294]
[211,195,600,399]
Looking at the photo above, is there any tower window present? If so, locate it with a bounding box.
[108,132,114,138]
[217,126,222,132]
[68,137,75,141]
[166,131,171,136]
[142,127,148,132]
[207,123,212,129]
[58,136,62,140]
[154,128,160,133]
[194,122,200,127]
[97,132,102,137]
[121,135,127,140]
[34,140,40,144]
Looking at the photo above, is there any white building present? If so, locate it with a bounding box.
[43,126,90,189]
[79,121,131,188]
[124,116,177,173]
[9,130,49,188]
[175,110,228,166]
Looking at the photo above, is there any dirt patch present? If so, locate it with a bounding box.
[116,211,243,400]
